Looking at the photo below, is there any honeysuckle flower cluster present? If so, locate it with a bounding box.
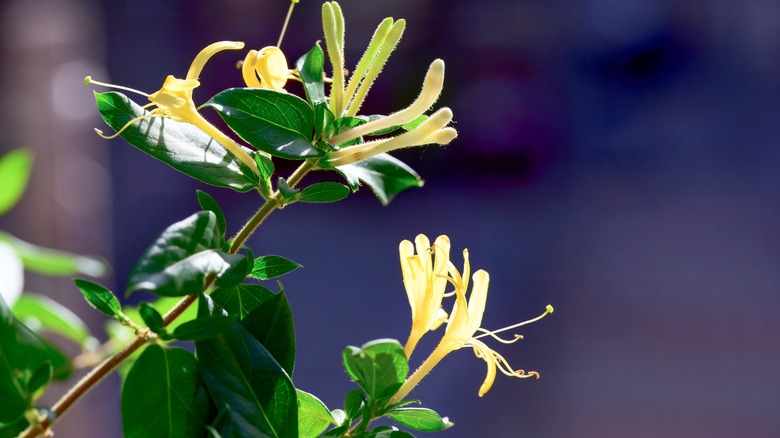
[392,234,553,400]
[319,1,457,166]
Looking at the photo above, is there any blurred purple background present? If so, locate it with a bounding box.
[2,0,780,436]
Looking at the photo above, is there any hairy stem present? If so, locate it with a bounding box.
[20,160,316,438]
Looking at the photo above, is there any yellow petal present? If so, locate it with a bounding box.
[186,41,245,80]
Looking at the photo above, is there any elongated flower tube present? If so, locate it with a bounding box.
[89,41,259,173]
[400,235,451,358]
[242,46,295,92]
[389,240,553,403]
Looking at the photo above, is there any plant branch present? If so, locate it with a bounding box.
[19,159,316,438]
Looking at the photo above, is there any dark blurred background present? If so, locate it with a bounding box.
[2,0,780,436]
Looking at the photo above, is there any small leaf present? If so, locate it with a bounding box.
[128,212,250,297]
[297,389,334,438]
[298,182,350,203]
[250,255,302,280]
[12,293,93,347]
[197,190,227,240]
[254,152,275,196]
[197,322,298,438]
[122,345,200,438]
[138,303,167,337]
[0,295,52,424]
[172,314,235,341]
[333,154,424,205]
[342,339,408,406]
[295,43,326,105]
[0,232,106,277]
[206,88,320,159]
[0,148,33,216]
[277,178,299,201]
[241,292,295,376]
[211,284,275,319]
[94,92,257,192]
[74,279,122,320]
[344,389,365,420]
[386,408,453,432]
[314,103,336,141]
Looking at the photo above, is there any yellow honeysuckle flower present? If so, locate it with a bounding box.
[400,234,451,358]
[241,46,296,92]
[319,2,457,167]
[389,237,553,403]
[87,41,259,173]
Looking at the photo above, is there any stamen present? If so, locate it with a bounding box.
[473,328,523,344]
[94,114,158,139]
[84,76,149,97]
[473,305,553,340]
[277,0,300,48]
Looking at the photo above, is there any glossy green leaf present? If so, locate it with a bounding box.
[127,211,251,297]
[298,182,350,203]
[172,314,235,341]
[386,408,453,432]
[363,426,415,438]
[342,339,408,406]
[0,415,28,438]
[297,389,334,438]
[122,345,200,438]
[241,292,295,376]
[211,284,275,319]
[197,322,298,438]
[250,255,301,280]
[314,103,336,141]
[206,88,320,159]
[197,190,227,240]
[12,293,93,347]
[344,389,365,420]
[138,303,167,337]
[94,91,257,192]
[0,232,106,277]
[333,154,424,205]
[74,279,123,320]
[296,43,326,105]
[277,178,299,201]
[0,295,52,424]
[43,339,73,381]
[0,148,32,216]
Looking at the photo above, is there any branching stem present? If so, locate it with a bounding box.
[19,159,316,438]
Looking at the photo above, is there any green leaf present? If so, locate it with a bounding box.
[297,389,334,438]
[197,322,298,438]
[254,152,275,196]
[74,279,123,320]
[0,414,28,438]
[344,389,365,420]
[122,345,200,438]
[0,295,52,424]
[241,292,295,376]
[298,182,350,203]
[386,408,453,432]
[138,302,167,337]
[333,154,424,205]
[250,255,301,280]
[128,211,250,297]
[342,339,408,406]
[211,284,275,320]
[295,43,326,105]
[363,427,415,438]
[314,104,336,141]
[0,148,33,216]
[172,314,235,341]
[206,88,320,159]
[0,232,107,277]
[277,178,299,201]
[43,340,73,381]
[94,91,257,192]
[12,293,93,347]
[197,190,227,240]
